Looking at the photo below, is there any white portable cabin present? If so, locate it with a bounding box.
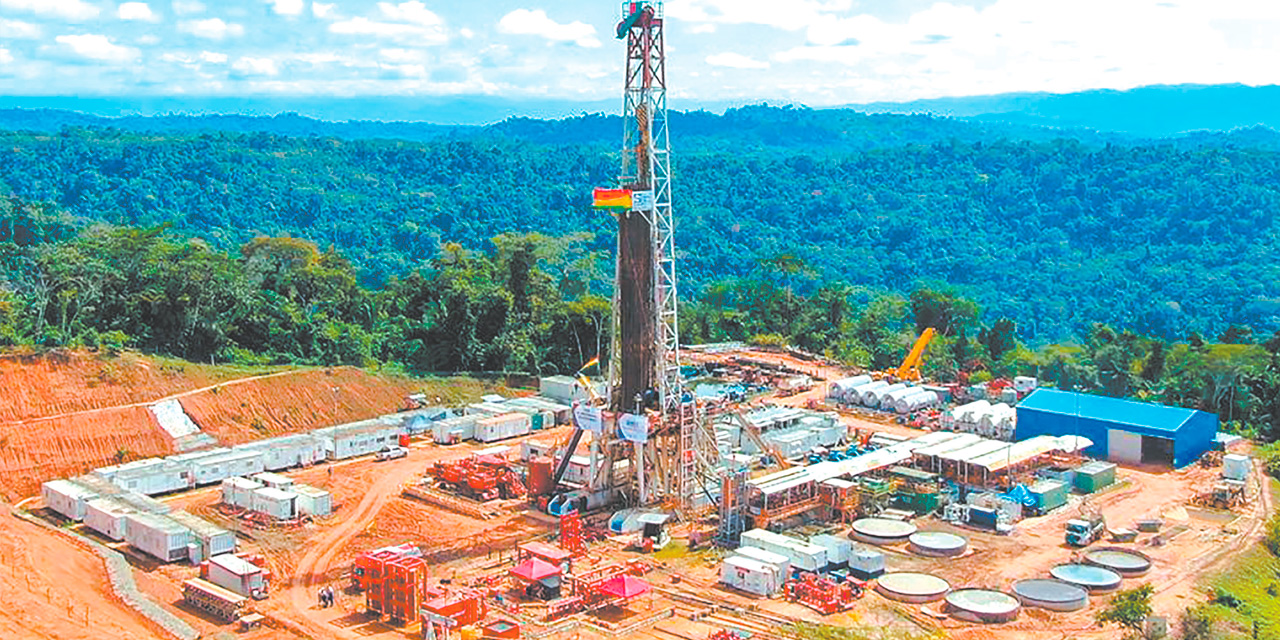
[207,554,268,598]
[165,447,232,468]
[84,497,137,540]
[314,421,400,460]
[42,479,100,521]
[539,375,592,404]
[251,487,297,520]
[507,396,572,425]
[734,545,792,578]
[809,533,853,568]
[125,513,193,562]
[232,434,326,471]
[431,415,478,444]
[292,484,333,517]
[107,460,192,496]
[381,407,451,435]
[168,510,236,560]
[189,450,266,486]
[740,528,828,573]
[721,556,784,597]
[465,402,513,418]
[1013,376,1038,392]
[220,477,263,509]
[475,412,532,443]
[252,472,294,490]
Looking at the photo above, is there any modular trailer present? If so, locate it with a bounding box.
[41,479,99,521]
[251,487,297,520]
[292,484,333,517]
[231,434,326,470]
[99,459,192,495]
[189,450,266,486]
[84,496,137,540]
[475,412,532,443]
[206,554,268,598]
[221,477,263,509]
[168,511,237,560]
[313,421,400,460]
[252,472,294,490]
[740,528,828,573]
[721,556,784,597]
[125,513,193,562]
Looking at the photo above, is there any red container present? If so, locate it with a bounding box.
[382,556,427,623]
[528,457,554,496]
[398,434,410,447]
[422,591,487,627]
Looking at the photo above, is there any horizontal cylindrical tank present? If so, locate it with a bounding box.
[897,390,939,414]
[864,383,906,408]
[856,381,890,405]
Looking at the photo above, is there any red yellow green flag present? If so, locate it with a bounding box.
[593,187,632,210]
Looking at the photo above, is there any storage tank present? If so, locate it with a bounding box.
[897,390,939,414]
[857,381,890,405]
[828,376,872,401]
[527,457,555,496]
[951,400,991,424]
[882,386,921,412]
[864,383,906,408]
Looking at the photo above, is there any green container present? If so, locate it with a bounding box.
[1030,479,1068,513]
[1074,461,1117,493]
[894,490,939,515]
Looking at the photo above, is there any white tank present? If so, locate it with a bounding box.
[865,383,906,408]
[979,403,1016,431]
[857,381,891,405]
[953,400,991,424]
[882,386,921,410]
[829,375,873,401]
[897,390,939,414]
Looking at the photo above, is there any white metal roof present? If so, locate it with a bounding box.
[168,511,230,538]
[735,545,789,564]
[969,436,1064,472]
[912,433,983,458]
[254,487,297,501]
[938,439,1009,463]
[210,553,261,576]
[223,476,263,489]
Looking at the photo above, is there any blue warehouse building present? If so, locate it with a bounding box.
[1014,389,1218,468]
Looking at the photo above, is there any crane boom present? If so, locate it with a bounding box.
[895,328,936,380]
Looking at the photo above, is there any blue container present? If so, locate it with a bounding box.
[968,506,998,529]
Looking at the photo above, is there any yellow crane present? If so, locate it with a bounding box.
[886,328,936,382]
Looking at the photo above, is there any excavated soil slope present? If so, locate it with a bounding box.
[179,368,497,445]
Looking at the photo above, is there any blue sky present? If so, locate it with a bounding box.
[1,0,1278,105]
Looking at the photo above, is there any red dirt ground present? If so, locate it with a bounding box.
[0,504,168,640]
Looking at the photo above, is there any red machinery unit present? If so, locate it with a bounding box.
[784,573,864,615]
[428,453,527,501]
[383,556,427,623]
[421,590,488,627]
[352,543,421,591]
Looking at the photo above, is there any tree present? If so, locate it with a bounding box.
[1096,584,1154,633]
[980,318,1017,361]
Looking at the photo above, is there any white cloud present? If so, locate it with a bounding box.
[497,9,601,48]
[311,1,333,18]
[118,2,159,22]
[179,18,244,40]
[689,23,716,34]
[378,1,441,25]
[56,34,141,63]
[136,34,159,44]
[0,18,42,38]
[329,3,447,44]
[270,0,303,16]
[233,56,279,76]
[459,27,474,38]
[0,0,100,21]
[171,0,203,14]
[706,52,769,69]
[0,49,12,65]
[666,0,849,32]
[200,50,226,63]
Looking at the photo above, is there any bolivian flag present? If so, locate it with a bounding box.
[593,187,632,210]
[578,355,600,373]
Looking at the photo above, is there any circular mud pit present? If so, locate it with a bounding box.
[1012,578,1090,611]
[945,589,1021,623]
[1084,548,1152,577]
[851,518,917,545]
[908,531,968,557]
[875,572,951,603]
[1050,564,1122,592]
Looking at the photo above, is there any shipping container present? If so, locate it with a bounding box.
[740,528,828,573]
[189,450,266,486]
[42,479,99,521]
[164,447,233,468]
[539,375,592,404]
[108,460,193,495]
[1074,461,1117,493]
[734,545,791,578]
[1223,454,1251,481]
[848,549,885,580]
[231,434,326,470]
[125,513,193,562]
[475,413,532,443]
[252,472,294,490]
[505,397,573,424]
[292,483,333,517]
[206,554,268,598]
[313,421,400,460]
[1029,479,1068,513]
[809,533,853,568]
[220,477,263,509]
[168,510,237,560]
[251,487,297,520]
[466,402,513,417]
[84,497,137,540]
[721,556,783,597]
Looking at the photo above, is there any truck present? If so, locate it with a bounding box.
[376,446,408,461]
[1065,513,1106,547]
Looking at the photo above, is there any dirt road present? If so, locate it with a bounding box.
[0,505,168,640]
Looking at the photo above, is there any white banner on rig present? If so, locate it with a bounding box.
[618,413,649,443]
[574,403,603,433]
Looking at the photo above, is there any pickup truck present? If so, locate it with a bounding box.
[376,446,408,461]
